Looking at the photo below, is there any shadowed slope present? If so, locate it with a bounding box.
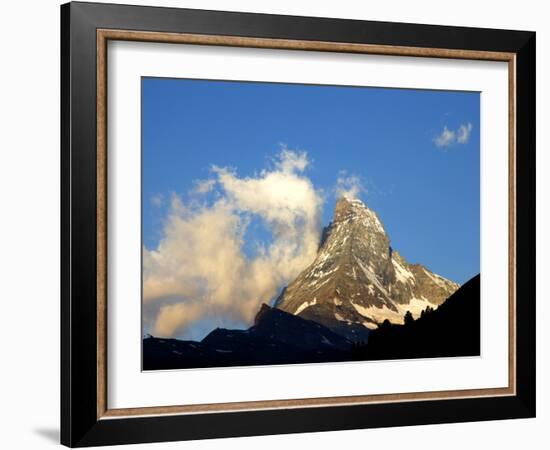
[352,274,480,361]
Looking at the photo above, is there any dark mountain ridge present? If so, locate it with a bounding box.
[143,303,353,370]
[143,274,480,370]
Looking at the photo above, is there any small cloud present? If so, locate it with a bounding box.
[335,171,365,200]
[434,122,473,148]
[194,179,216,194]
[457,122,473,144]
[151,194,164,207]
[434,126,456,148]
[274,148,309,173]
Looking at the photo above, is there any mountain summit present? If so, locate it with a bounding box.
[274,197,459,340]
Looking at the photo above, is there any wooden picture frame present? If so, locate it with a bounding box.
[61,1,535,447]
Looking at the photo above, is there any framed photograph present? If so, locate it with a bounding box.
[61,2,536,447]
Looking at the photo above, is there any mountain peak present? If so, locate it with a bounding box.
[334,196,366,221]
[275,199,459,339]
[332,196,386,238]
[336,196,365,206]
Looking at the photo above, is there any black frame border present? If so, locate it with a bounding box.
[61,2,535,447]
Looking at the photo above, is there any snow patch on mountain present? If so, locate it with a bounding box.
[352,295,433,328]
[294,297,317,315]
[393,258,415,284]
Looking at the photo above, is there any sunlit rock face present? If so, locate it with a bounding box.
[275,197,459,340]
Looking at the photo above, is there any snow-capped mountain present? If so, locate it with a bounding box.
[274,197,459,340]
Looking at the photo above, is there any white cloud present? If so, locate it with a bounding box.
[274,148,309,173]
[457,122,473,144]
[193,178,216,194]
[143,149,323,338]
[335,172,365,200]
[434,122,474,148]
[153,302,204,337]
[434,126,456,148]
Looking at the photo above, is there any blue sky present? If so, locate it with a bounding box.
[143,77,479,285]
[142,78,480,340]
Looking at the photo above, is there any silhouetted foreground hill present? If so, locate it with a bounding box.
[143,304,353,370]
[352,274,480,361]
[143,274,480,370]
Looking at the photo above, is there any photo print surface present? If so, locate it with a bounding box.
[141,78,480,370]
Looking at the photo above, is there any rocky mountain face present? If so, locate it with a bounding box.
[274,197,459,340]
